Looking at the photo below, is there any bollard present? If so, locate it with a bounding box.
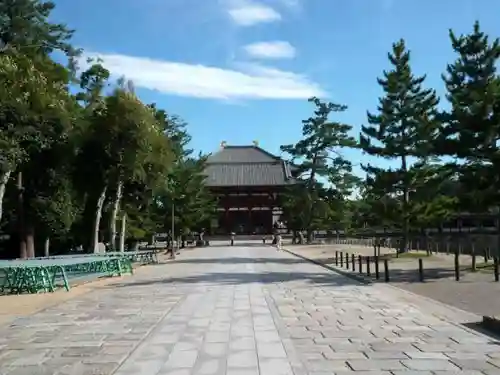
[262,237,266,244]
[418,258,424,282]
[484,249,489,263]
[375,256,379,280]
[494,258,499,282]
[231,239,234,246]
[346,253,350,269]
[366,257,371,276]
[358,255,362,274]
[335,251,338,266]
[340,252,344,267]
[471,253,476,272]
[384,259,389,282]
[352,254,355,272]
[454,251,460,281]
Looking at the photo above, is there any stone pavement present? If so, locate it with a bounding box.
[1,246,500,375]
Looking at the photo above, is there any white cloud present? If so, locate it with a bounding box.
[243,41,296,59]
[224,0,281,26]
[80,52,327,100]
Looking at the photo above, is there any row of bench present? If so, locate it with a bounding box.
[0,249,159,295]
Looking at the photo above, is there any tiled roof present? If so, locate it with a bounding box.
[204,145,296,187]
[206,145,279,164]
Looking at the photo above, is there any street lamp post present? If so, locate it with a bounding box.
[171,194,185,256]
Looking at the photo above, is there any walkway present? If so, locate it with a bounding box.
[1,246,499,374]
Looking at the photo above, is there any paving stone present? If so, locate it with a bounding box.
[157,370,192,375]
[163,350,198,368]
[404,351,448,359]
[401,359,461,371]
[259,358,295,375]
[193,358,224,374]
[225,369,259,375]
[201,343,227,357]
[450,359,500,371]
[61,346,104,358]
[226,350,258,368]
[323,351,366,359]
[363,351,408,359]
[4,366,63,375]
[256,342,287,358]
[305,359,349,371]
[204,332,230,343]
[347,359,406,371]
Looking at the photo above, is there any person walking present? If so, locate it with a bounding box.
[275,232,282,251]
[273,220,283,251]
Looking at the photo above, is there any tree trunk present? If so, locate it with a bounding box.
[306,155,318,243]
[0,169,12,222]
[108,180,123,251]
[44,237,50,257]
[119,213,127,252]
[26,224,35,258]
[91,185,107,253]
[401,155,409,253]
[17,171,27,259]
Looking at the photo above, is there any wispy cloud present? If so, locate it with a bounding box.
[275,0,300,10]
[243,41,296,59]
[224,0,281,26]
[81,52,327,100]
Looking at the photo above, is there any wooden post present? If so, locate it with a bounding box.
[335,251,338,265]
[346,253,349,269]
[418,258,424,282]
[366,257,371,276]
[358,255,362,274]
[454,251,460,281]
[384,259,389,282]
[340,252,344,267]
[375,256,380,280]
[494,258,499,282]
[352,254,355,271]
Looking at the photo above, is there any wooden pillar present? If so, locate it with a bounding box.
[248,193,253,234]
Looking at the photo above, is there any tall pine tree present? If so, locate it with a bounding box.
[439,21,500,255]
[281,97,357,242]
[360,39,440,252]
[440,21,500,212]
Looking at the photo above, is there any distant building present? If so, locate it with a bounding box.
[204,142,298,235]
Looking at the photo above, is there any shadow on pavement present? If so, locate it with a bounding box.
[108,269,361,289]
[166,257,309,265]
[462,322,500,341]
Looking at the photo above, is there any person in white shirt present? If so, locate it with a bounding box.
[273,221,283,251]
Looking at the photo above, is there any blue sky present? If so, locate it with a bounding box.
[52,0,500,175]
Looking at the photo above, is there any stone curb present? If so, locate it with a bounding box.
[282,247,373,285]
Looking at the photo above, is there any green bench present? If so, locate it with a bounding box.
[37,249,159,265]
[0,256,133,295]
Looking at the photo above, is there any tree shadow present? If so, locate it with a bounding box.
[108,269,361,289]
[166,257,309,265]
